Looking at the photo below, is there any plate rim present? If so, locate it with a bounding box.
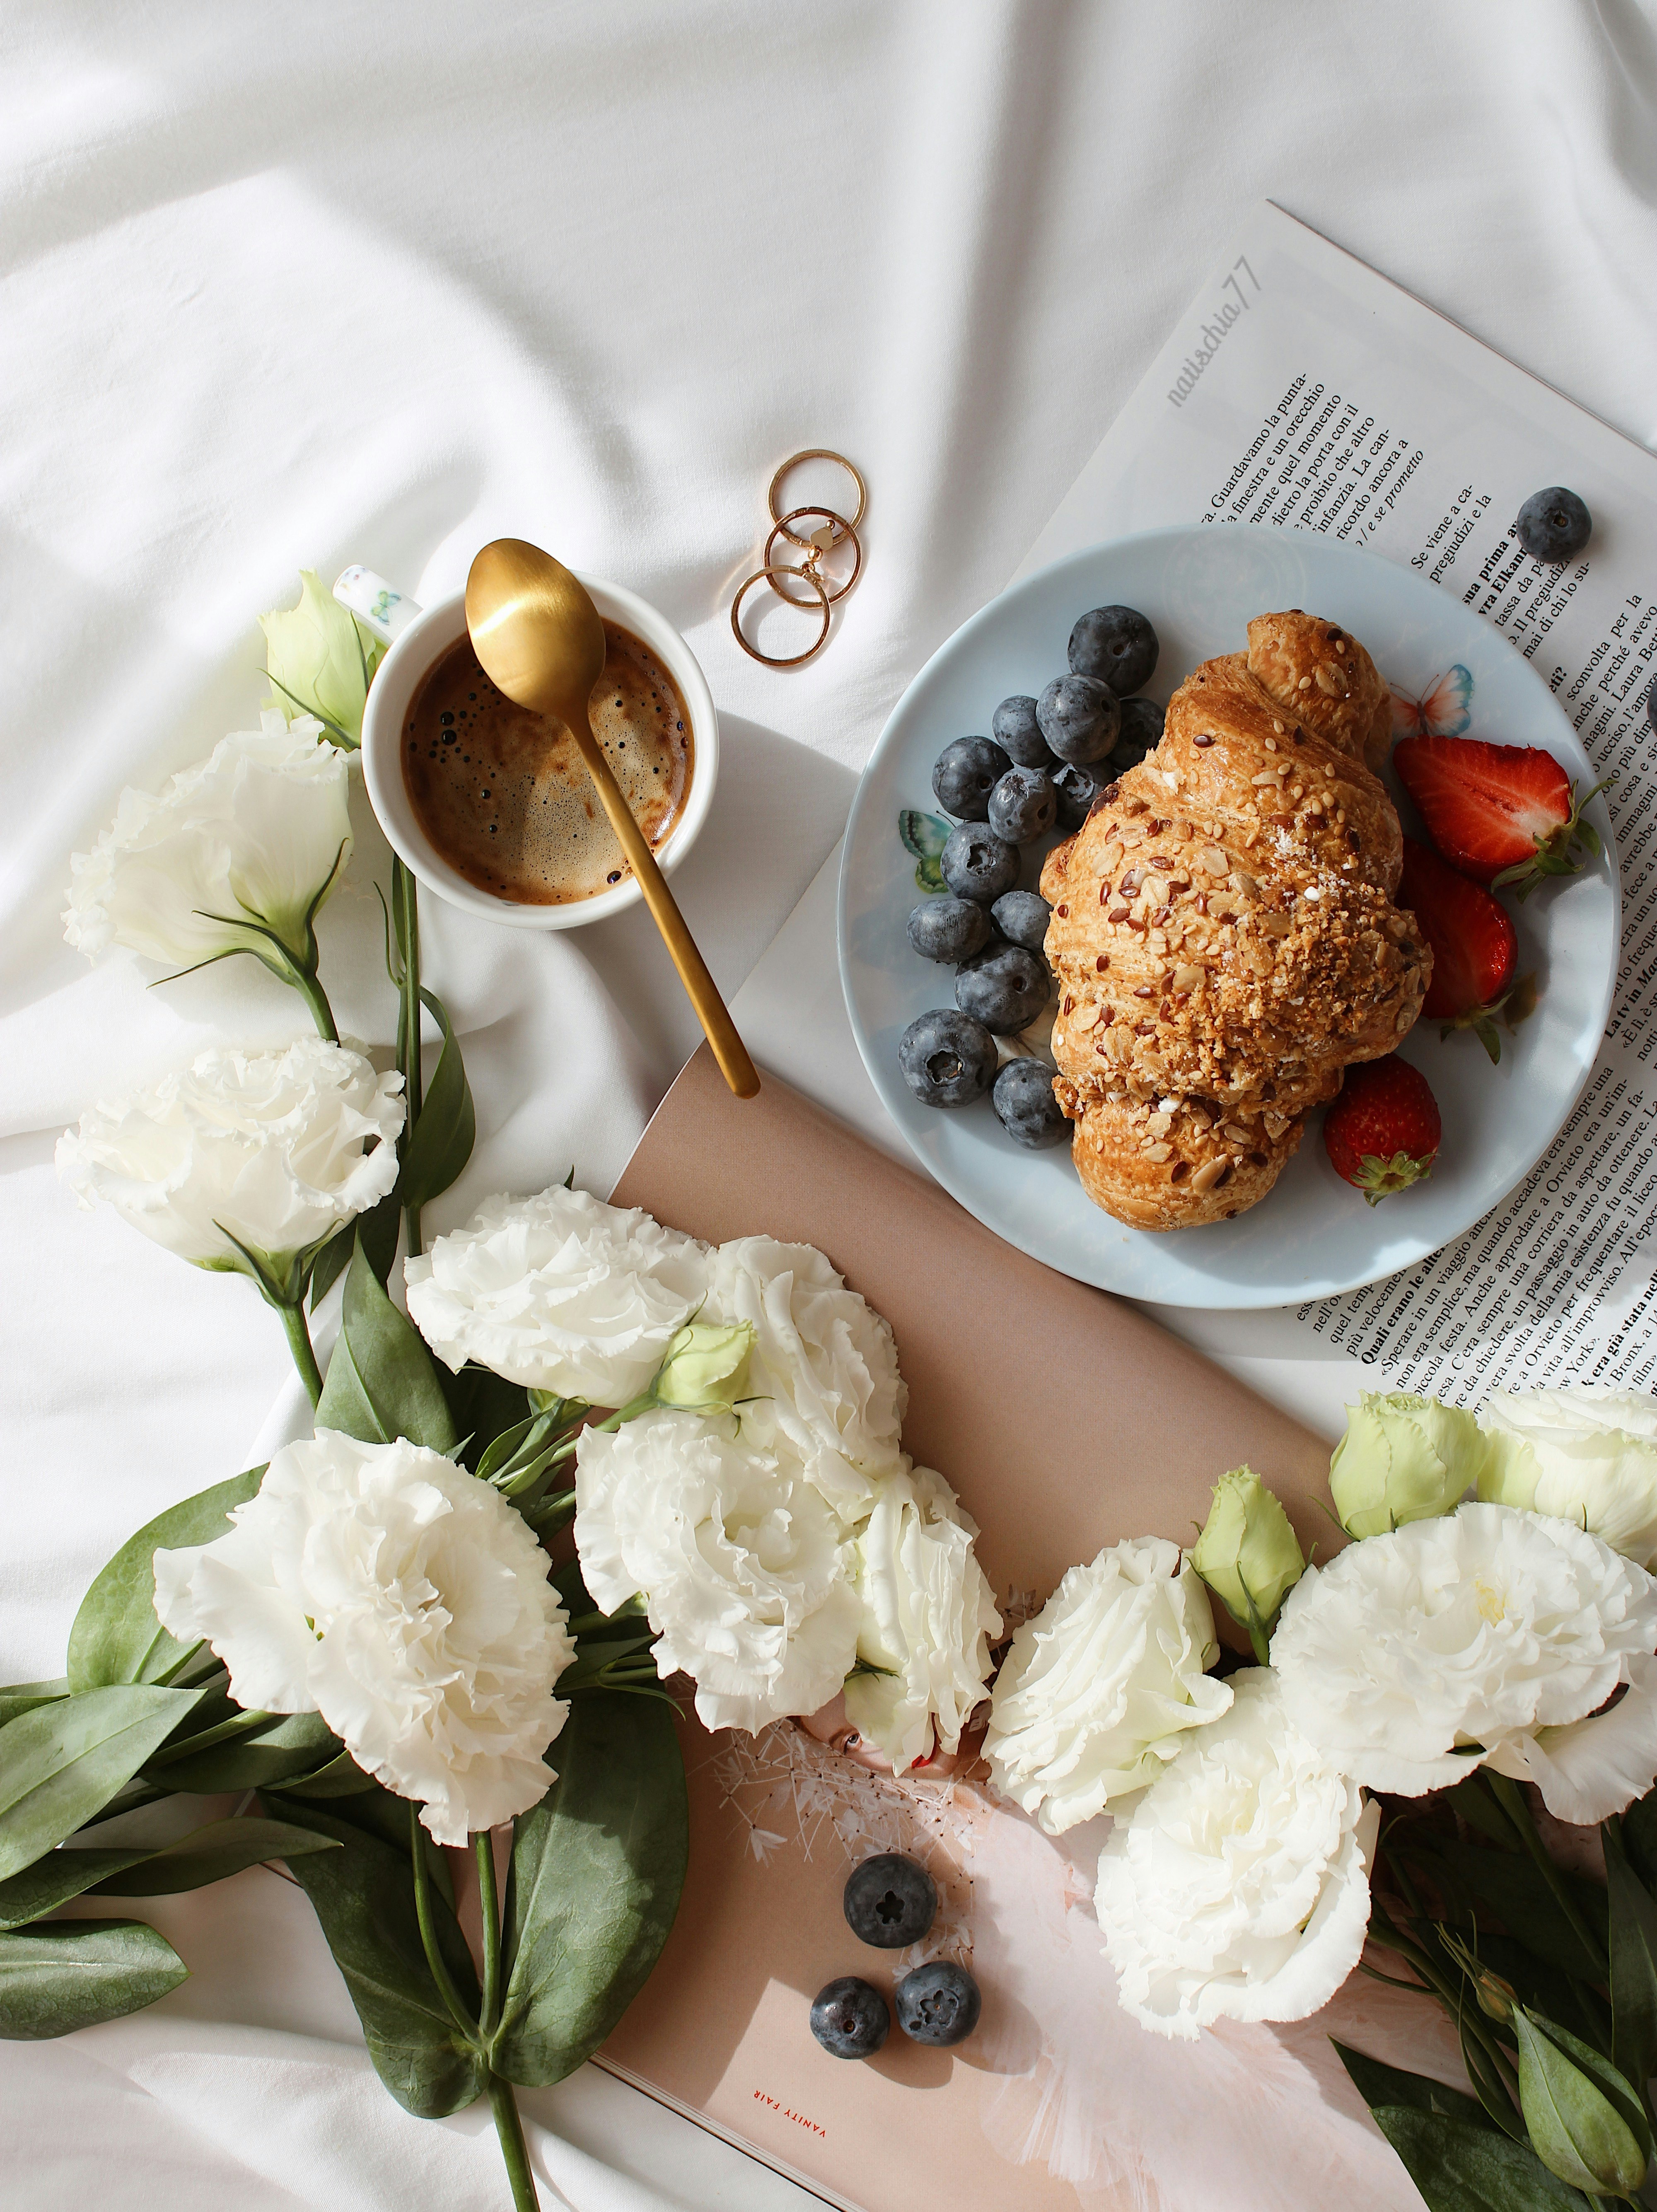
[836,520,1621,1309]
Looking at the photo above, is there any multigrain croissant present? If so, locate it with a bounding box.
[1039,610,1430,1231]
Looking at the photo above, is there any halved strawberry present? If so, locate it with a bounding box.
[1394,734,1611,898]
[1324,1057,1442,1205]
[1398,837,1535,1065]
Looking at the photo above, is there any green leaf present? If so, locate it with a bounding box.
[1370,2106,1594,2210]
[271,1781,455,1908]
[90,1816,338,1896]
[315,1236,457,1452]
[0,1846,154,1928]
[1515,2007,1649,2198]
[1623,1788,1657,1896]
[397,988,475,1213]
[444,1365,534,1476]
[0,1685,208,1881]
[272,1747,377,1798]
[0,1682,68,1728]
[147,1708,341,1795]
[67,1469,266,1693]
[0,1919,188,2041]
[898,808,949,862]
[1407,1839,1608,1983]
[1332,2038,1493,2129]
[307,1222,355,1310]
[258,1799,483,2117]
[1606,1820,1657,2091]
[492,1692,687,2087]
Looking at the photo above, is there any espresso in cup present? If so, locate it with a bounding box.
[401,621,694,905]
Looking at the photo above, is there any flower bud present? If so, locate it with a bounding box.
[260,570,384,744]
[1190,1466,1305,1662]
[1328,1392,1486,1539]
[1514,2007,1650,2198]
[652,1319,756,1414]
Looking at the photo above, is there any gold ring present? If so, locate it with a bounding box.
[764,507,864,607]
[767,450,867,546]
[730,563,833,667]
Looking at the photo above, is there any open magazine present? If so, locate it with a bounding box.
[1018,200,1657,1400]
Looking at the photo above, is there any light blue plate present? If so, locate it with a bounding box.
[837,524,1618,1309]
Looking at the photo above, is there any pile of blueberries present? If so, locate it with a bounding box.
[809,1852,981,2060]
[898,603,1162,1148]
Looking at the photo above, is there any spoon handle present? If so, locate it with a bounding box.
[572,720,761,1099]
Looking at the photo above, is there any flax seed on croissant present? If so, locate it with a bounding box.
[1039,610,1430,1231]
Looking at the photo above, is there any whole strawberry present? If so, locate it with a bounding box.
[1324,1057,1442,1205]
[1394,734,1611,898]
[1398,837,1536,1065]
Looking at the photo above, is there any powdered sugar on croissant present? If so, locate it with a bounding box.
[1039,611,1429,1231]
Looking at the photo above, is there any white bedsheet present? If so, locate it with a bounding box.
[5,3,1656,2204]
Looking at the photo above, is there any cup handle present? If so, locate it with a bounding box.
[334,566,422,645]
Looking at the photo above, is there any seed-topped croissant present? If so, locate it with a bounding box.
[1039,610,1430,1231]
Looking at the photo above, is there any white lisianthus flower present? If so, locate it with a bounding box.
[260,570,385,744]
[573,1409,860,1734]
[1272,1502,1657,1813]
[841,1464,1000,1775]
[405,1185,709,1406]
[985,1536,1232,1833]
[56,1038,403,1290]
[1484,1651,1657,1825]
[63,714,353,977]
[704,1237,907,1521]
[153,1431,575,1846]
[1094,1668,1378,2040]
[1479,1388,1657,1570]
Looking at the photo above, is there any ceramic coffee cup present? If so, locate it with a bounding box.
[346,565,719,931]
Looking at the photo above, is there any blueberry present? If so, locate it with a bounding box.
[956,942,1050,1034]
[990,889,1052,954]
[1515,487,1591,564]
[843,1853,938,1949]
[897,1009,997,1107]
[993,1058,1068,1149]
[809,1977,890,2059]
[1110,696,1165,773]
[990,695,1056,770]
[894,1960,981,2047]
[1036,674,1120,766]
[1051,761,1101,831]
[1068,605,1159,696]
[907,897,991,965]
[941,822,1020,904]
[987,765,1057,845]
[932,735,1011,820]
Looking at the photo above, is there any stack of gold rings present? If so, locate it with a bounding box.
[731,449,866,667]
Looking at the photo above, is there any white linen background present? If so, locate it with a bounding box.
[3,2,1656,2206]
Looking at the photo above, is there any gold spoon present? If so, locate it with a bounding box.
[465,539,760,1099]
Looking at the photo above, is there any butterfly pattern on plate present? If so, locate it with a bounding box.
[1390,663,1473,739]
[898,809,949,893]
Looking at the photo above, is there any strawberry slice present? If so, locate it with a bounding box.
[1324,1057,1442,1205]
[1398,837,1535,1065]
[1394,734,1611,898]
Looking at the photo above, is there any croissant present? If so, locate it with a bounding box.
[1039,610,1430,1231]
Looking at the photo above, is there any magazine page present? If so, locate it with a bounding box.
[1019,200,1657,1397]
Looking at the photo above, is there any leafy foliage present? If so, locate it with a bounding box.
[314,1233,457,1452]
[66,1469,264,1692]
[0,1920,190,2041]
[0,1684,210,1881]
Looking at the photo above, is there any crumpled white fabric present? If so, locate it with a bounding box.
[4,2,1656,2207]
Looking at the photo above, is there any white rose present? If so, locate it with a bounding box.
[1479,1387,1657,1569]
[405,1185,709,1406]
[985,1536,1232,1833]
[63,713,353,973]
[1094,1668,1378,2040]
[153,1430,575,1846]
[841,1464,1000,1775]
[1272,1502,1657,1814]
[704,1237,907,1520]
[573,1409,860,1734]
[56,1037,403,1285]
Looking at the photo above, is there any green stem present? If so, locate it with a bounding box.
[488,2071,540,2212]
[395,860,424,1259]
[280,1301,324,1406]
[1486,1773,1606,1974]
[476,1831,504,2039]
[408,1801,478,2041]
[290,961,339,1043]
